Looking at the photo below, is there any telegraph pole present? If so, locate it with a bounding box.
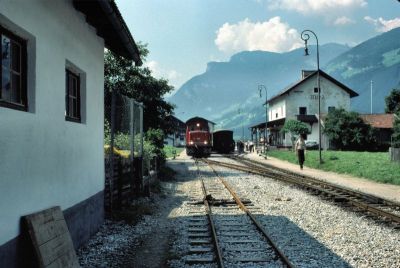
[370,80,373,114]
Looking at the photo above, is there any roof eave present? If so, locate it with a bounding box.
[73,0,142,66]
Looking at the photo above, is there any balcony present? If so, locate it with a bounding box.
[296,114,318,123]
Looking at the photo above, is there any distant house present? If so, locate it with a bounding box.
[164,116,186,147]
[0,1,141,267]
[360,114,395,147]
[266,70,358,148]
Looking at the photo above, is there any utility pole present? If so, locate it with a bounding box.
[370,80,373,114]
[258,85,268,157]
[238,108,244,141]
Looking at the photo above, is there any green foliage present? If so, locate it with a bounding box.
[104,123,166,170]
[268,150,400,185]
[281,119,310,148]
[392,112,400,148]
[104,44,175,134]
[385,88,400,114]
[323,108,376,150]
[281,119,310,136]
[144,128,165,158]
[164,145,184,158]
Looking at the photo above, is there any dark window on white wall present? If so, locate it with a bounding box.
[0,26,27,111]
[65,69,81,122]
[328,106,336,113]
[314,87,319,93]
[299,107,307,115]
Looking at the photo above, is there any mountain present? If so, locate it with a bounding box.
[169,28,400,138]
[170,43,349,121]
[325,27,400,113]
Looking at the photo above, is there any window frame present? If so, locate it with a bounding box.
[65,69,81,123]
[0,25,28,111]
[299,107,307,115]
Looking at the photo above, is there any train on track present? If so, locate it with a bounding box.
[185,117,213,156]
[212,129,235,154]
[185,117,235,157]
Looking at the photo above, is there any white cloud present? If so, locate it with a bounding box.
[269,0,366,14]
[215,17,302,54]
[364,16,400,32]
[145,60,182,87]
[334,16,355,26]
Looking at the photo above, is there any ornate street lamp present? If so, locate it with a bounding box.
[258,85,268,158]
[301,29,322,164]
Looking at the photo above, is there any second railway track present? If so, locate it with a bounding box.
[202,156,400,227]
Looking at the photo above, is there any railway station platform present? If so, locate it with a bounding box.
[242,152,400,204]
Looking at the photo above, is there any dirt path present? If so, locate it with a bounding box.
[127,204,174,267]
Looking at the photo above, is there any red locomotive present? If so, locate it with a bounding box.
[185,117,213,156]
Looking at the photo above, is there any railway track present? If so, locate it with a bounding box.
[183,160,295,267]
[203,156,400,227]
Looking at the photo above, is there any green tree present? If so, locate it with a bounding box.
[385,88,400,114]
[281,119,310,149]
[392,112,400,148]
[104,43,175,133]
[323,108,376,150]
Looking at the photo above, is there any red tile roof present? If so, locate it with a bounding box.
[360,114,394,129]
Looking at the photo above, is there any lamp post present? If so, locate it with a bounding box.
[238,108,244,141]
[258,85,268,158]
[301,29,322,164]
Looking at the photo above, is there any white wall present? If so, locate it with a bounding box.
[268,98,286,121]
[268,74,352,147]
[0,0,105,245]
[285,76,351,118]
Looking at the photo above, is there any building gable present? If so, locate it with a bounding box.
[268,70,358,104]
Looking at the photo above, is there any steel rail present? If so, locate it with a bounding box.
[202,158,296,268]
[196,163,225,268]
[205,158,400,226]
[233,156,400,209]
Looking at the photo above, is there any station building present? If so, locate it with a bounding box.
[164,115,186,147]
[265,70,359,148]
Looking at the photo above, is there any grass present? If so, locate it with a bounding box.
[164,145,184,158]
[267,150,400,185]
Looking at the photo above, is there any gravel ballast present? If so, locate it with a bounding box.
[78,156,400,267]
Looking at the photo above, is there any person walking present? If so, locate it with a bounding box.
[295,134,306,170]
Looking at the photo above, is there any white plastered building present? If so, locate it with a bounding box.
[267,70,358,148]
[0,1,141,266]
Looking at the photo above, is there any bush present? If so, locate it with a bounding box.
[324,108,376,151]
[392,112,400,148]
[104,122,167,170]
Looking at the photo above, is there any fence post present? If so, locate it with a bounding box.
[108,89,116,211]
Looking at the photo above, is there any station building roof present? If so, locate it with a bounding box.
[267,70,358,104]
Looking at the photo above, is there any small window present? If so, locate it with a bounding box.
[0,26,27,111]
[314,87,319,93]
[65,69,81,122]
[299,107,307,115]
[275,113,278,118]
[328,106,335,113]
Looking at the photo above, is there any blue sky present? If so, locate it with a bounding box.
[116,0,400,90]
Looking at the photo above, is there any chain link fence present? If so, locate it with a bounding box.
[104,90,144,211]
